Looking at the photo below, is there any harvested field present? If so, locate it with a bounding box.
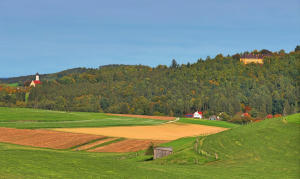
[106,113,175,121]
[89,139,167,153]
[0,127,104,149]
[73,137,118,151]
[54,123,228,140]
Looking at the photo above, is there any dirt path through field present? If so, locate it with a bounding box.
[0,127,104,149]
[54,123,228,140]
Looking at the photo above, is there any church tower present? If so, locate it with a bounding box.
[35,73,40,81]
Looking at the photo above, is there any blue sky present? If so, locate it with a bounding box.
[0,0,299,77]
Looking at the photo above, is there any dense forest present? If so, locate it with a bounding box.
[1,47,299,122]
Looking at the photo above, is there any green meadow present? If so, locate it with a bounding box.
[7,82,19,87]
[178,117,239,128]
[0,108,299,178]
[0,107,165,129]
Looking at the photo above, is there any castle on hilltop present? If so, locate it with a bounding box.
[240,54,264,64]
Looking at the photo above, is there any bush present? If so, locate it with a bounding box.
[249,108,259,118]
[230,112,253,124]
[266,114,273,119]
[253,117,264,122]
[145,142,155,155]
[274,114,282,118]
[219,112,230,121]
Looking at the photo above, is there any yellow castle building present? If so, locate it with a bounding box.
[240,54,264,64]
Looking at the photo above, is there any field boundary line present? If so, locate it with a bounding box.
[164,117,179,124]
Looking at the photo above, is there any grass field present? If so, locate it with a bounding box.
[285,113,300,124]
[7,82,19,87]
[178,117,239,128]
[0,113,299,178]
[0,107,165,129]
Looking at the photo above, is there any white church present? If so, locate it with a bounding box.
[30,73,41,87]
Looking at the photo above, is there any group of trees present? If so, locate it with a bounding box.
[1,48,299,120]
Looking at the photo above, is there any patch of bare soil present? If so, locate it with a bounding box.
[54,123,228,140]
[0,127,104,149]
[89,139,167,152]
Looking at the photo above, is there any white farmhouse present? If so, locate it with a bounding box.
[193,111,203,119]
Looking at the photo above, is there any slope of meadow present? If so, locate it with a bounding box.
[0,114,299,178]
[156,115,300,178]
[178,117,238,128]
[0,107,165,129]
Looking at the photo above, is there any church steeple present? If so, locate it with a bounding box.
[35,73,40,81]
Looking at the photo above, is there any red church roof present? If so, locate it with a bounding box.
[33,80,41,84]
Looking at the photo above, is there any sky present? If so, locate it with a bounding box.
[0,0,299,77]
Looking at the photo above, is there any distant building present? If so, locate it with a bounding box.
[185,111,203,119]
[240,54,264,64]
[185,113,194,118]
[209,115,219,120]
[153,147,173,159]
[193,111,203,119]
[30,73,41,87]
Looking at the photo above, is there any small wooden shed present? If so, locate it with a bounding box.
[153,147,173,159]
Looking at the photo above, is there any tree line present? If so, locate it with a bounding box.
[1,48,299,122]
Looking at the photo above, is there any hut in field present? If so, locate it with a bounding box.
[153,147,173,159]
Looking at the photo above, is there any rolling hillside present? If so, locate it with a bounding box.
[0,113,298,178]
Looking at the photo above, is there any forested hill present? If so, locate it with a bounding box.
[1,49,300,119]
[0,68,89,84]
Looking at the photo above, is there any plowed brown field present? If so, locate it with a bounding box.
[107,113,175,121]
[54,123,228,140]
[0,127,104,149]
[89,139,167,152]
